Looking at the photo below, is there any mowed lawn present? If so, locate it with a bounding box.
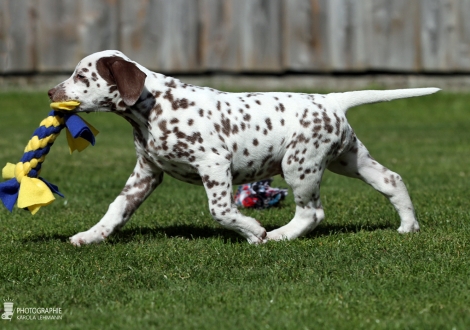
[0,90,469,330]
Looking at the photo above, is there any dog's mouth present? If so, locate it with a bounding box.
[50,100,120,114]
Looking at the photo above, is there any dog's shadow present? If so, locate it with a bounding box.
[113,223,394,244]
[24,222,394,244]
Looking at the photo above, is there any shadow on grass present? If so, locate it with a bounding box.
[23,222,394,244]
[115,222,394,243]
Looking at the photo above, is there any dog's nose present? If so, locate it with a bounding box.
[47,88,55,100]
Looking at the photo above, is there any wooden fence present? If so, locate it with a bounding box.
[1,0,469,74]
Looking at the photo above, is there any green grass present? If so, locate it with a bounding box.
[0,90,469,329]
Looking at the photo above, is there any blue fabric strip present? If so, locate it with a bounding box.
[64,114,95,145]
[21,145,52,163]
[40,177,64,198]
[0,178,21,212]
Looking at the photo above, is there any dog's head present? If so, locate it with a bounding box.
[48,50,147,113]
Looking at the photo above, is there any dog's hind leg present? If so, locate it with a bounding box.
[328,138,419,233]
[69,156,163,246]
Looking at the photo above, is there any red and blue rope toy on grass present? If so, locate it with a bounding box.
[0,101,98,214]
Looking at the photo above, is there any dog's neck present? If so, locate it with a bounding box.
[116,74,168,146]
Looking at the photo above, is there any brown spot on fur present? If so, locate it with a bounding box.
[165,79,177,88]
[265,118,273,130]
[221,116,231,136]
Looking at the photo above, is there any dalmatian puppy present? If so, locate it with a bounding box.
[46,50,439,245]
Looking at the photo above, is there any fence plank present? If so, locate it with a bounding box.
[80,0,119,57]
[36,0,82,71]
[0,0,36,73]
[327,0,368,71]
[283,0,331,71]
[454,0,470,70]
[420,0,458,71]
[200,0,283,72]
[238,0,283,71]
[199,0,239,71]
[366,0,421,71]
[119,0,200,73]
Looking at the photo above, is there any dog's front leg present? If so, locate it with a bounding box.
[69,157,163,246]
[199,162,267,244]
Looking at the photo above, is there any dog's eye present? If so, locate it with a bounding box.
[76,73,86,80]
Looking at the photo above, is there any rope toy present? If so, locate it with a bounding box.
[235,179,288,209]
[0,101,99,215]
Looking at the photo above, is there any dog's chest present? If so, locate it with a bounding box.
[132,124,202,185]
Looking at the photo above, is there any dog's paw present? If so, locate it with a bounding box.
[266,229,289,241]
[69,230,106,246]
[397,222,420,234]
[246,229,267,245]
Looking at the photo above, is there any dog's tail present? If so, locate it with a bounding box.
[328,88,440,113]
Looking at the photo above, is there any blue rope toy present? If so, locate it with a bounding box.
[0,101,99,214]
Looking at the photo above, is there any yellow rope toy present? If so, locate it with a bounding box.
[0,101,99,214]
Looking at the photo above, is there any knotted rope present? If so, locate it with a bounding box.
[0,101,99,214]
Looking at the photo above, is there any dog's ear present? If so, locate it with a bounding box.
[97,56,147,106]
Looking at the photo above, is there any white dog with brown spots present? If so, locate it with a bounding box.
[47,50,439,245]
